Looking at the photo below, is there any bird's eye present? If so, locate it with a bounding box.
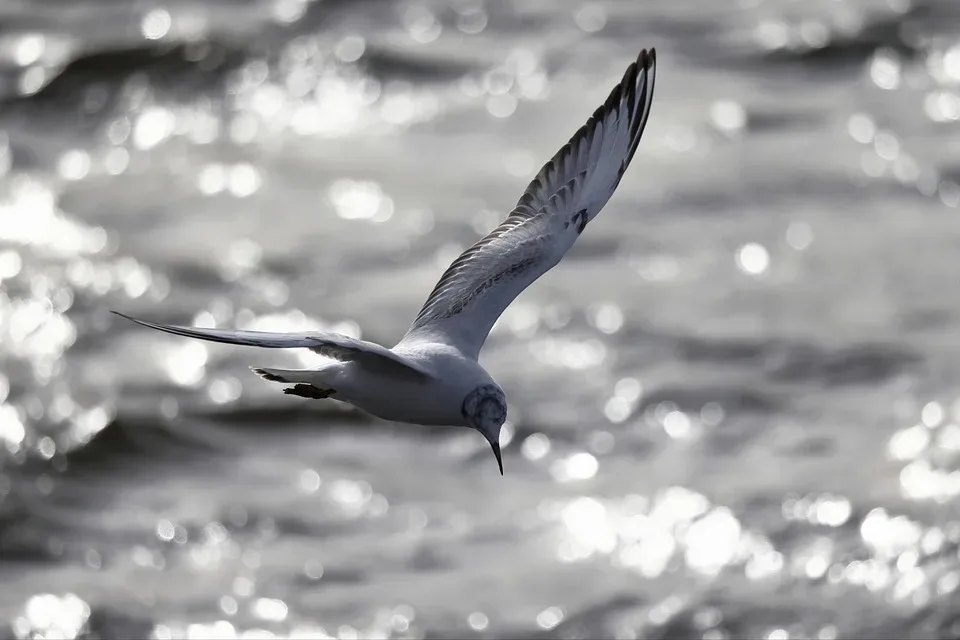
[462,384,505,422]
[479,396,506,422]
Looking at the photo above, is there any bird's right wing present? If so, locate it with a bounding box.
[400,48,656,359]
[112,311,433,379]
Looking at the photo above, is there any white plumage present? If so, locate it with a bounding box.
[113,48,658,475]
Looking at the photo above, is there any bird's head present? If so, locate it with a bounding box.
[462,383,507,475]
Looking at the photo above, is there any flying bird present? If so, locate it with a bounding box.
[113,48,657,475]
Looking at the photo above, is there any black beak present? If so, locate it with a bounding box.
[489,438,504,475]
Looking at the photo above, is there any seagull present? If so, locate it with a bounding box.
[113,48,657,475]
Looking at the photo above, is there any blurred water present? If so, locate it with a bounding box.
[2,0,960,637]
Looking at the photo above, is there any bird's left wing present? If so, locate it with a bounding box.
[400,48,656,359]
[112,311,433,379]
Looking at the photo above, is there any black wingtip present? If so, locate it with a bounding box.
[111,310,149,327]
[110,310,158,332]
[639,47,656,72]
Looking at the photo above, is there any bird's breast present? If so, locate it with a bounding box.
[337,370,466,427]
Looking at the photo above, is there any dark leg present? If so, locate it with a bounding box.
[284,384,335,399]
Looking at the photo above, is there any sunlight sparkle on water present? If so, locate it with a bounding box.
[793,537,833,580]
[942,44,960,81]
[536,606,564,630]
[252,598,288,623]
[162,341,208,386]
[785,221,813,250]
[888,424,930,460]
[521,432,551,461]
[293,77,377,136]
[886,400,960,501]
[198,164,228,195]
[273,0,308,24]
[456,5,487,34]
[899,459,960,501]
[379,85,439,127]
[463,47,549,109]
[156,518,176,542]
[924,91,960,122]
[736,243,769,275]
[11,33,46,67]
[588,302,624,335]
[547,488,777,581]
[329,179,394,222]
[487,94,518,118]
[921,401,944,427]
[58,149,91,181]
[754,19,788,50]
[860,508,922,560]
[18,66,47,96]
[617,377,643,400]
[684,507,742,575]
[604,396,633,424]
[142,8,172,40]
[228,164,263,198]
[874,131,900,162]
[402,4,441,44]
[530,336,606,369]
[328,478,373,514]
[551,452,599,482]
[467,612,488,631]
[0,177,108,256]
[12,593,91,640]
[334,35,365,63]
[492,301,540,338]
[299,468,321,494]
[134,107,176,149]
[710,100,746,135]
[0,403,26,452]
[662,409,693,439]
[574,3,607,33]
[207,376,242,404]
[870,49,902,90]
[848,113,876,143]
[560,497,617,560]
[219,238,263,281]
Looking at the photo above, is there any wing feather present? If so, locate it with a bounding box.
[112,311,433,378]
[401,48,657,359]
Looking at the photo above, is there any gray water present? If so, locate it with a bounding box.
[2,0,960,637]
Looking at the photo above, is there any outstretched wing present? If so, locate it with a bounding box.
[400,48,656,359]
[112,311,433,379]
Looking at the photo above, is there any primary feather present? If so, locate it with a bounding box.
[110,311,432,379]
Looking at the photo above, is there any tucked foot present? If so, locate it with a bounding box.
[284,384,335,399]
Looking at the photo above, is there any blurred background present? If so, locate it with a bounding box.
[1,0,960,637]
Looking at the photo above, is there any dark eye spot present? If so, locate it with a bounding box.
[479,397,506,422]
[462,384,507,422]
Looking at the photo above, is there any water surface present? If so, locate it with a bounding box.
[2,0,960,638]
